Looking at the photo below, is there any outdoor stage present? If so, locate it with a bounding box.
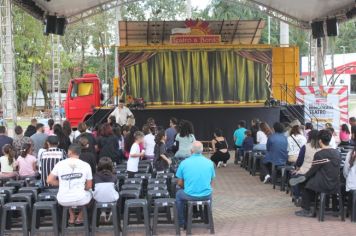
[132,104,281,146]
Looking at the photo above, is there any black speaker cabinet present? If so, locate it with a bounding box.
[311,21,324,39]
[326,18,338,37]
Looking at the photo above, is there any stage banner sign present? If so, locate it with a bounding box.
[170,35,221,44]
[296,86,348,130]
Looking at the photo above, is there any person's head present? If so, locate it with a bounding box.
[238,120,246,128]
[341,124,350,134]
[290,125,301,136]
[317,129,332,148]
[260,122,272,136]
[97,157,114,173]
[78,122,87,133]
[349,117,356,126]
[134,131,145,144]
[251,118,260,127]
[122,125,130,137]
[305,122,313,130]
[30,118,37,126]
[169,117,178,128]
[142,124,150,135]
[100,123,113,137]
[245,130,252,137]
[36,123,44,133]
[113,126,122,137]
[68,144,81,158]
[46,135,59,147]
[308,130,319,149]
[78,136,89,150]
[20,143,32,158]
[108,116,116,125]
[0,126,6,135]
[48,119,54,130]
[191,141,203,155]
[14,125,23,136]
[118,99,125,108]
[146,117,155,126]
[327,127,335,135]
[179,120,194,137]
[2,144,15,164]
[214,128,223,138]
[62,120,72,137]
[273,122,285,134]
[53,124,63,135]
[155,130,166,144]
[325,123,333,129]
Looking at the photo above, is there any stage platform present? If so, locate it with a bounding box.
[132,105,281,147]
[144,103,266,110]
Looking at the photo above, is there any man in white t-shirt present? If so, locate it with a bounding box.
[127,131,145,178]
[144,127,156,160]
[109,99,134,127]
[47,144,93,225]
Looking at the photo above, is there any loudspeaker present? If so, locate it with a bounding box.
[326,18,338,36]
[311,21,324,39]
[45,15,57,34]
[55,18,67,36]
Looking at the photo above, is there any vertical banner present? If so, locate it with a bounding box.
[296,86,348,131]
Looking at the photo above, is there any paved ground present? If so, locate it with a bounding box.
[6,160,356,236]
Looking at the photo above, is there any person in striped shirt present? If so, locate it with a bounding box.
[39,135,67,188]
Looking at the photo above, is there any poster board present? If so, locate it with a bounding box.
[296,86,348,131]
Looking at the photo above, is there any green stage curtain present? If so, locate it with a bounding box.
[125,50,268,105]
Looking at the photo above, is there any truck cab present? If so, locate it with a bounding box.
[64,74,102,127]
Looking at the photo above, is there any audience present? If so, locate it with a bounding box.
[45,119,55,135]
[253,122,269,151]
[292,129,341,217]
[97,123,120,164]
[0,144,17,178]
[304,122,313,138]
[339,123,351,146]
[124,126,139,159]
[13,125,32,158]
[287,125,307,163]
[153,130,172,172]
[30,123,48,157]
[24,118,37,137]
[126,131,145,178]
[250,118,260,144]
[47,144,93,225]
[143,126,156,160]
[174,120,196,160]
[343,146,356,192]
[210,129,230,168]
[242,130,254,152]
[15,143,37,178]
[233,120,247,164]
[39,136,67,187]
[165,117,178,153]
[260,122,288,183]
[54,124,71,152]
[79,136,97,175]
[0,126,13,156]
[75,122,96,153]
[175,141,215,229]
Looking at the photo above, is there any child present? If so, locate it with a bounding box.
[242,130,254,152]
[126,131,145,178]
[153,130,172,172]
[15,143,37,177]
[0,144,17,178]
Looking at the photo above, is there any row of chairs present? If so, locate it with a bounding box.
[239,149,356,222]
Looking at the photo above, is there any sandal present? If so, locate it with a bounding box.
[75,219,84,225]
[68,219,75,227]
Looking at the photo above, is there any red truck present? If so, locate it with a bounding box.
[64,74,112,127]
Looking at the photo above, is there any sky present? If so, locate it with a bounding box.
[192,0,211,10]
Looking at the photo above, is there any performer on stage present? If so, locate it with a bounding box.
[109,99,134,127]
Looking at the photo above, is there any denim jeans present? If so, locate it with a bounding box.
[175,189,211,226]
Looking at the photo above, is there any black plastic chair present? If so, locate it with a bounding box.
[92,201,120,236]
[314,192,345,222]
[61,205,90,236]
[1,202,30,236]
[123,199,151,236]
[152,198,180,236]
[186,200,215,235]
[31,201,59,236]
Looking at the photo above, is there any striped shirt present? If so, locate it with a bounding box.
[40,147,67,187]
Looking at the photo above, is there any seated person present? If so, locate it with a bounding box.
[210,129,230,168]
[175,141,215,229]
[15,143,37,178]
[242,130,254,152]
[0,144,17,178]
[47,144,93,225]
[343,146,356,192]
[291,130,341,217]
[153,130,172,172]
[260,122,288,183]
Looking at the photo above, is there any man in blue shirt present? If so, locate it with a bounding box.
[233,120,247,164]
[165,117,178,153]
[261,122,288,183]
[175,141,215,228]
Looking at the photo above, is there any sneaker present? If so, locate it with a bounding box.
[263,174,271,184]
[223,163,227,167]
[217,161,222,168]
[295,209,313,217]
[289,175,306,186]
[294,197,302,207]
[106,212,112,222]
[100,212,106,223]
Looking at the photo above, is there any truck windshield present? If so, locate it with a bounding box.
[70,82,94,98]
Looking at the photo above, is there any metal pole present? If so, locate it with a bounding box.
[114,0,121,105]
[186,0,192,18]
[268,16,271,44]
[308,32,312,85]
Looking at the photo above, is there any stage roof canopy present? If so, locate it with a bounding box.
[119,20,265,45]
[14,0,356,27]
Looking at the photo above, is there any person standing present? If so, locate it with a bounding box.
[175,141,215,229]
[233,120,247,164]
[143,126,156,160]
[126,131,145,178]
[30,123,48,157]
[0,126,13,156]
[109,99,134,127]
[24,118,37,137]
[165,117,178,153]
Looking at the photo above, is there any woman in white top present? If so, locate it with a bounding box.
[0,144,17,178]
[143,126,156,160]
[287,125,307,163]
[174,120,196,159]
[343,148,356,192]
[253,122,270,151]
